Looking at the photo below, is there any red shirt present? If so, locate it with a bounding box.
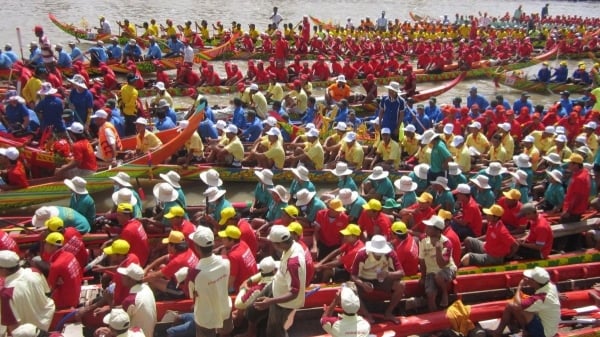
[461,196,483,236]
[314,209,349,247]
[48,249,82,309]
[113,253,140,305]
[103,72,118,90]
[358,211,391,239]
[484,220,517,258]
[525,215,553,258]
[299,240,315,285]
[238,219,258,257]
[563,169,591,215]
[156,71,170,88]
[408,204,436,235]
[120,219,149,266]
[6,160,28,188]
[393,235,420,276]
[339,240,365,272]
[72,139,98,171]
[63,227,89,268]
[226,241,258,291]
[497,197,523,230]
[162,249,198,280]
[442,226,462,266]
[173,220,196,249]
[0,231,20,255]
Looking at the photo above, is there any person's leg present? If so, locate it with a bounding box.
[463,237,484,254]
[244,284,273,337]
[384,280,404,323]
[424,273,438,312]
[435,268,455,308]
[265,304,293,337]
[167,313,196,337]
[195,324,216,337]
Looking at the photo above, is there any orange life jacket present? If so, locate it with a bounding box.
[98,122,123,160]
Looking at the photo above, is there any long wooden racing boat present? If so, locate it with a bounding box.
[0,104,205,210]
[492,70,591,95]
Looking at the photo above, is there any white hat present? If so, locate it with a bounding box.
[254,168,274,185]
[334,122,348,131]
[522,135,534,143]
[547,169,563,182]
[103,308,131,331]
[343,132,357,142]
[510,170,529,186]
[112,188,137,206]
[117,263,144,281]
[128,39,136,45]
[584,121,598,130]
[405,124,416,132]
[177,120,189,131]
[266,127,281,137]
[249,83,259,91]
[423,215,445,230]
[381,127,391,135]
[331,162,353,176]
[135,117,148,125]
[269,185,291,202]
[448,162,462,175]
[542,153,561,165]
[199,169,223,187]
[306,128,319,138]
[575,135,588,145]
[555,126,566,135]
[160,170,181,188]
[513,153,532,168]
[31,206,59,228]
[338,188,358,206]
[498,123,511,132]
[0,250,20,268]
[294,188,315,206]
[384,81,402,93]
[555,134,567,143]
[157,99,170,109]
[64,176,88,194]
[110,172,133,187]
[431,176,450,190]
[37,82,57,95]
[154,81,166,90]
[189,226,214,247]
[420,129,440,145]
[263,116,278,127]
[365,235,392,254]
[10,323,39,337]
[67,122,85,134]
[91,109,108,119]
[258,256,277,273]
[336,75,347,83]
[443,123,454,135]
[203,186,227,203]
[470,175,491,189]
[413,163,430,180]
[267,225,291,243]
[68,74,88,89]
[340,287,360,314]
[523,266,550,284]
[153,182,178,202]
[305,123,316,129]
[469,121,481,129]
[225,124,239,134]
[216,120,227,130]
[4,147,19,161]
[544,126,556,134]
[485,162,507,176]
[368,166,389,180]
[453,183,471,194]
[394,176,418,192]
[451,135,465,147]
[291,166,310,182]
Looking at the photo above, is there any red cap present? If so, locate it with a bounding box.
[366,74,375,81]
[34,25,43,32]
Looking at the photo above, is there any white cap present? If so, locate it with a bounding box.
[11,323,40,337]
[423,215,445,230]
[443,123,454,135]
[67,122,85,134]
[381,127,391,135]
[4,147,19,161]
[135,117,148,125]
[259,256,277,273]
[555,134,567,143]
[262,116,278,127]
[584,121,598,130]
[575,135,587,144]
[523,266,550,284]
[405,124,416,132]
[91,109,108,119]
[249,83,259,91]
[306,128,319,138]
[266,127,281,136]
[334,122,347,131]
[544,126,555,134]
[469,121,481,129]
[454,183,471,194]
[555,126,566,135]
[225,124,238,134]
[189,226,215,247]
[340,287,360,314]
[344,132,357,142]
[103,308,131,331]
[0,250,20,268]
[267,225,291,243]
[523,135,534,143]
[154,81,166,90]
[117,263,144,281]
[498,123,511,132]
[215,120,227,130]
[451,135,465,147]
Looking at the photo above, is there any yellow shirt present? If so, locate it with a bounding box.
[305,140,324,170]
[522,146,541,170]
[120,84,139,116]
[502,134,515,158]
[489,144,510,163]
[185,131,204,154]
[200,27,210,40]
[151,92,174,108]
[165,25,177,37]
[266,83,284,102]
[376,139,401,169]
[224,136,244,161]
[125,23,137,36]
[251,92,268,119]
[546,145,572,161]
[455,145,472,173]
[417,145,432,165]
[295,89,308,113]
[265,141,285,169]
[137,131,163,153]
[529,131,555,154]
[401,136,420,157]
[582,132,599,154]
[22,77,42,104]
[148,24,159,36]
[341,142,364,169]
[465,132,490,155]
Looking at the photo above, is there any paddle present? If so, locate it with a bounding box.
[16,27,24,61]
[136,177,146,200]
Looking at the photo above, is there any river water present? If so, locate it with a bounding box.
[0,0,598,215]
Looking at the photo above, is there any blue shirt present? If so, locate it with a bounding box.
[4,103,29,128]
[27,109,40,131]
[544,182,564,208]
[109,107,125,136]
[467,94,489,110]
[379,95,405,131]
[425,105,442,122]
[35,95,66,132]
[70,47,83,61]
[232,106,246,130]
[56,51,72,68]
[68,89,94,124]
[123,44,142,58]
[558,98,573,118]
[512,99,533,114]
[0,53,13,69]
[198,120,218,141]
[241,118,262,142]
[88,46,108,62]
[155,117,176,131]
[29,48,41,66]
[146,43,162,60]
[551,66,568,82]
[4,51,17,63]
[411,113,432,134]
[334,107,349,123]
[107,44,122,60]
[302,105,316,124]
[166,108,177,124]
[538,67,551,82]
[167,39,184,54]
[204,106,216,123]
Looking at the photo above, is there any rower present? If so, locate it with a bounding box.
[122,39,142,63]
[219,206,258,257]
[150,182,187,225]
[250,169,274,217]
[205,124,244,167]
[160,170,186,207]
[312,198,350,262]
[394,176,418,209]
[323,122,348,164]
[95,308,145,337]
[361,166,394,202]
[315,223,364,283]
[64,176,95,226]
[133,117,162,155]
[322,162,358,202]
[0,147,28,190]
[289,165,315,199]
[44,232,83,309]
[368,128,401,170]
[295,188,326,228]
[451,183,483,241]
[175,120,205,168]
[325,75,351,107]
[109,203,150,266]
[408,163,430,195]
[116,263,156,337]
[321,285,371,337]
[497,189,525,233]
[470,174,495,208]
[217,225,257,293]
[246,127,285,169]
[32,205,90,234]
[201,186,231,229]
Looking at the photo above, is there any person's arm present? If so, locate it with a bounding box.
[254,257,302,309]
[143,254,169,275]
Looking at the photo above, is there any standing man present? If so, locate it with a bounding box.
[270,7,283,29]
[379,81,405,140]
[541,4,549,19]
[120,73,139,136]
[117,263,157,337]
[188,226,233,337]
[562,153,590,223]
[376,11,388,31]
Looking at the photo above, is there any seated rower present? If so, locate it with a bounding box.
[132,117,163,156]
[315,224,365,283]
[55,122,98,179]
[367,128,401,171]
[321,285,371,337]
[361,166,395,202]
[0,147,28,190]
[285,128,324,170]
[205,124,244,167]
[217,225,258,294]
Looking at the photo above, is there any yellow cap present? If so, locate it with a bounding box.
[117,203,133,213]
[564,153,584,164]
[162,230,186,244]
[362,199,382,211]
[218,225,241,239]
[417,192,433,203]
[281,205,299,217]
[103,239,130,255]
[328,199,346,212]
[437,209,453,220]
[339,224,361,236]
[502,189,522,201]
[287,221,304,236]
[391,221,408,234]
[542,61,548,65]
[164,206,185,219]
[483,204,504,217]
[45,232,64,246]
[45,216,64,232]
[560,61,567,66]
[219,207,236,225]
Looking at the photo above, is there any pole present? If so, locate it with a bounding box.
[16,27,24,60]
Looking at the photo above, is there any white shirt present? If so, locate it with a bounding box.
[123,283,156,337]
[322,314,371,337]
[183,45,194,64]
[272,241,306,309]
[101,21,112,34]
[376,17,388,29]
[2,268,55,331]
[189,254,232,329]
[271,13,283,27]
[523,282,560,337]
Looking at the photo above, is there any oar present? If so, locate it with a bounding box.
[16,27,24,61]
[136,177,146,200]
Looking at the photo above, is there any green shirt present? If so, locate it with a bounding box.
[69,194,95,229]
[430,140,452,173]
[401,191,417,209]
[408,172,429,194]
[303,197,327,223]
[337,176,358,190]
[473,188,495,208]
[56,206,90,234]
[289,180,316,199]
[209,198,231,223]
[176,187,187,208]
[447,174,468,190]
[434,190,455,212]
[348,196,367,219]
[369,177,395,201]
[478,169,503,196]
[544,183,564,208]
[266,200,287,222]
[254,182,274,208]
